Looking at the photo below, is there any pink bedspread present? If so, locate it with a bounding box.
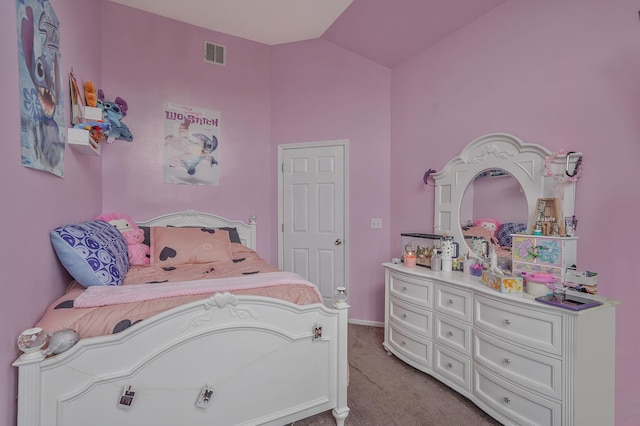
[76,272,322,307]
[36,244,322,339]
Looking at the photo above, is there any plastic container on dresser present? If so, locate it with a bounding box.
[382,262,619,426]
[511,234,577,282]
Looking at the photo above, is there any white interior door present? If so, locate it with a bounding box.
[278,141,348,306]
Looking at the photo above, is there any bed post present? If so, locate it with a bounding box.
[248,215,257,251]
[13,353,45,426]
[332,296,350,426]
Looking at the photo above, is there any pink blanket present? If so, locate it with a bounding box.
[75,271,322,308]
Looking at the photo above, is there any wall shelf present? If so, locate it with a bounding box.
[67,128,100,156]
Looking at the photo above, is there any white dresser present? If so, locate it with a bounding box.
[383,263,618,426]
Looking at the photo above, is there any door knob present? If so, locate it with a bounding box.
[335,239,342,245]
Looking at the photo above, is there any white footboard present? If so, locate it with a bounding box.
[14,294,349,426]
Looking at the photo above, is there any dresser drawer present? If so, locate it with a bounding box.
[512,261,563,278]
[434,345,471,392]
[389,296,432,337]
[435,315,471,356]
[474,330,562,399]
[388,271,434,308]
[474,295,562,355]
[388,323,432,368]
[435,284,472,323]
[474,366,561,426]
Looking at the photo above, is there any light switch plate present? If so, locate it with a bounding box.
[371,218,382,229]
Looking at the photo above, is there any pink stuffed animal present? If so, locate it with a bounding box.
[95,212,150,265]
[473,218,501,243]
[121,228,150,265]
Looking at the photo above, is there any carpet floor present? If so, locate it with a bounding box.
[289,324,502,426]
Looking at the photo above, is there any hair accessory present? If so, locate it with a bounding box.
[423,168,436,185]
[545,150,583,190]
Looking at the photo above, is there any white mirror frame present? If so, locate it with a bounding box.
[433,133,580,246]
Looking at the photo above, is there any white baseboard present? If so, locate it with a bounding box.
[348,318,384,328]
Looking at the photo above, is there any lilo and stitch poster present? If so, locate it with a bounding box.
[163,101,220,186]
[16,0,65,177]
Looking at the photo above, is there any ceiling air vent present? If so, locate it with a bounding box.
[204,41,226,66]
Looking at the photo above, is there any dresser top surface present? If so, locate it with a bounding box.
[383,263,620,312]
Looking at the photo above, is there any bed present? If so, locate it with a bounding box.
[13,210,350,426]
[462,219,528,270]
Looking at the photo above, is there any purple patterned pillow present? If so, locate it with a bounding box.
[51,220,129,287]
[497,223,528,247]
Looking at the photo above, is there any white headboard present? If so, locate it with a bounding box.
[137,210,257,250]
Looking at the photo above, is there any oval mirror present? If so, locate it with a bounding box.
[459,169,528,255]
[432,133,580,258]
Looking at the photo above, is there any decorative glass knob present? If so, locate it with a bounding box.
[17,327,47,354]
[503,397,511,404]
[448,331,454,337]
[504,358,511,365]
[334,287,348,304]
[504,319,512,325]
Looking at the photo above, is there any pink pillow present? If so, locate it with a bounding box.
[150,227,232,266]
[462,226,495,242]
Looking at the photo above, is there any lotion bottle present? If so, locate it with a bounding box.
[489,245,498,270]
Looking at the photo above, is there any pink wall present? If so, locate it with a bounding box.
[99,2,275,259]
[0,0,103,424]
[2,0,638,424]
[470,175,528,225]
[271,39,392,322]
[391,0,640,424]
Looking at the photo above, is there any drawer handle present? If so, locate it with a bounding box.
[447,331,454,337]
[503,358,511,365]
[401,340,407,346]
[504,319,512,326]
[447,363,453,369]
[503,397,511,404]
[448,299,454,305]
[403,286,408,292]
[402,313,408,319]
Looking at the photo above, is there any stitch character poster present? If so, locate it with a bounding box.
[16,0,65,177]
[163,102,220,186]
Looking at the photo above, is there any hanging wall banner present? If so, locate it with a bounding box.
[163,101,220,186]
[16,0,65,177]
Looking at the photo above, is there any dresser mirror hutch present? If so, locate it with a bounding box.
[432,132,578,254]
[383,133,618,426]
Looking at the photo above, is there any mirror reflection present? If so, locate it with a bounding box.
[460,169,528,258]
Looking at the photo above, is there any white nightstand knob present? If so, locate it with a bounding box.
[504,358,511,365]
[401,340,407,346]
[503,397,511,404]
[447,363,453,369]
[504,319,512,325]
[448,299,454,305]
[447,331,454,337]
[402,313,408,319]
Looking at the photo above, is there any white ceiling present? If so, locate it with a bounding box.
[109,0,506,68]
[108,0,353,46]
